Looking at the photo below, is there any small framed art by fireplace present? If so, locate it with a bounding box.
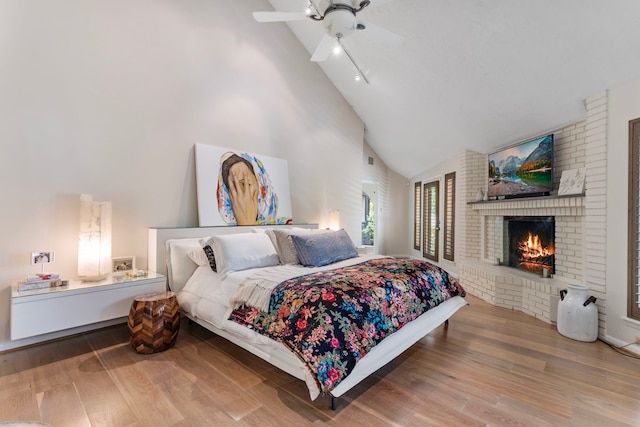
[504,216,555,275]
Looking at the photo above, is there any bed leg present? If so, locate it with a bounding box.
[330,395,337,410]
[444,319,449,327]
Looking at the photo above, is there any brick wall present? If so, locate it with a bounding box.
[584,91,608,332]
[458,150,486,262]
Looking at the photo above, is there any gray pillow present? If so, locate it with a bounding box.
[267,228,329,265]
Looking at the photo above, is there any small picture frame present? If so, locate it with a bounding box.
[112,256,136,273]
[558,168,586,196]
[31,251,54,264]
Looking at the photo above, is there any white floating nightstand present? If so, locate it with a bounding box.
[11,271,166,341]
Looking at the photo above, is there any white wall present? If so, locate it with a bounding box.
[606,78,640,346]
[0,0,366,350]
[362,142,409,257]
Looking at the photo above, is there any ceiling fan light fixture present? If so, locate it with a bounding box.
[307,1,323,21]
[354,0,371,13]
[253,0,397,85]
[337,38,369,84]
[305,1,316,16]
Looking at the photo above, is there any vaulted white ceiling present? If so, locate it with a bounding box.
[261,0,640,178]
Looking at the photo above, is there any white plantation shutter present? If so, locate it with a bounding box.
[629,118,640,320]
[422,180,439,261]
[414,182,421,250]
[443,172,456,262]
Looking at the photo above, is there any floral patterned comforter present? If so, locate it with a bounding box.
[228,257,465,394]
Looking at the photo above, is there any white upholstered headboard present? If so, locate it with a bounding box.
[148,225,318,293]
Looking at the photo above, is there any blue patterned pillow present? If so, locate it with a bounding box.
[290,229,358,267]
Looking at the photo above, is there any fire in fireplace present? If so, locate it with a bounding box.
[504,216,555,275]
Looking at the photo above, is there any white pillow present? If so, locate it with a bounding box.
[252,227,271,234]
[187,237,218,272]
[187,247,209,266]
[165,237,206,292]
[213,233,279,273]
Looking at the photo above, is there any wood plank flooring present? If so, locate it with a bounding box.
[1,294,639,426]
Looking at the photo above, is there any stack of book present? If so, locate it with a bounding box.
[125,269,147,278]
[18,273,64,291]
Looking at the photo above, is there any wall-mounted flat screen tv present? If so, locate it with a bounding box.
[488,134,553,199]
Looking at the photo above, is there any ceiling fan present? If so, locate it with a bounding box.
[253,1,403,69]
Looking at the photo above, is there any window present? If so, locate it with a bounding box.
[422,180,439,261]
[443,172,456,261]
[362,191,374,246]
[414,182,421,250]
[628,118,640,320]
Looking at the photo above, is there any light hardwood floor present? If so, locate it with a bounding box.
[1,294,639,426]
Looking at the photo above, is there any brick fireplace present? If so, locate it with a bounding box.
[452,92,606,334]
[460,196,583,323]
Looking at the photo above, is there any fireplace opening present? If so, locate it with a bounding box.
[504,216,555,275]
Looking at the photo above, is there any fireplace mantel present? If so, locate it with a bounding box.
[468,195,584,217]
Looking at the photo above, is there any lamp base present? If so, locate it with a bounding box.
[79,275,107,282]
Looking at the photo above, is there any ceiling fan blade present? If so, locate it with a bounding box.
[310,34,337,62]
[357,19,404,48]
[252,11,307,22]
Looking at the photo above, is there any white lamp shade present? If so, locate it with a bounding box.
[329,210,341,231]
[78,194,112,279]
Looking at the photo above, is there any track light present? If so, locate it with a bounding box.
[337,37,369,84]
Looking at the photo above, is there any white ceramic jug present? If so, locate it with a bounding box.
[557,284,598,342]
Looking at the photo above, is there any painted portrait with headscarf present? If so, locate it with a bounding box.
[217,151,292,225]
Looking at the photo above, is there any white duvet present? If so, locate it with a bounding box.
[177,254,383,330]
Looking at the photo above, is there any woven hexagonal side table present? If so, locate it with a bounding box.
[128,291,180,354]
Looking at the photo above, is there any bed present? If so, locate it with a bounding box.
[148,225,467,408]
